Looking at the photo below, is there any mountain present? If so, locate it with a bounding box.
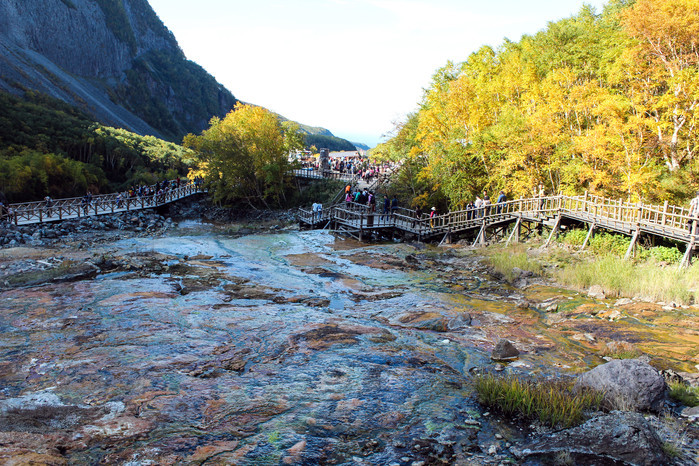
[0,0,236,141]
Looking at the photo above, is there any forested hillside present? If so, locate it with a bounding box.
[374,0,699,208]
[0,92,193,202]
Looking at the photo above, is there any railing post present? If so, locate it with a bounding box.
[662,201,668,226]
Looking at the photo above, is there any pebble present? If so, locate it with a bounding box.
[495,434,503,440]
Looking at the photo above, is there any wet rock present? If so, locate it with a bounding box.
[513,412,667,466]
[575,358,666,412]
[681,406,699,421]
[615,298,634,306]
[491,339,520,361]
[588,284,606,300]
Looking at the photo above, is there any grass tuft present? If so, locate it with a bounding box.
[472,374,603,428]
[486,246,543,281]
[667,381,699,407]
[599,341,642,360]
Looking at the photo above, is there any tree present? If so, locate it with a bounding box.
[184,104,303,208]
[622,0,699,171]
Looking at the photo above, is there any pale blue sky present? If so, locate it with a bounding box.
[148,0,610,147]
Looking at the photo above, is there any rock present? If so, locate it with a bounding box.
[681,406,699,421]
[614,298,634,306]
[491,339,519,361]
[513,412,666,466]
[448,312,472,329]
[588,285,606,300]
[575,359,666,412]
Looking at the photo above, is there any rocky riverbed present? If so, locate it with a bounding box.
[0,209,698,464]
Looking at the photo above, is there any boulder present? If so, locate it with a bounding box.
[513,412,666,466]
[575,359,666,412]
[491,339,519,361]
[587,284,606,300]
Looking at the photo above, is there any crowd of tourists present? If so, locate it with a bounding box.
[0,176,200,224]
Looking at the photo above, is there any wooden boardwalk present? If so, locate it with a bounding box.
[2,183,206,226]
[299,194,699,266]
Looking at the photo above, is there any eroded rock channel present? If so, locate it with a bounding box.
[0,222,697,464]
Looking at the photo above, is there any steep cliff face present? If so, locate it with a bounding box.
[0,0,237,140]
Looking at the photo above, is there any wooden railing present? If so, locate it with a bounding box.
[299,194,698,245]
[2,182,205,226]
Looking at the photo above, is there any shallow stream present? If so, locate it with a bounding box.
[1,224,697,464]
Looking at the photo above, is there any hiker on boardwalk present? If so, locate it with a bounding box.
[44,196,53,217]
[688,191,699,233]
[537,183,545,210]
[496,190,507,213]
[382,195,390,222]
[413,205,423,228]
[430,206,437,228]
[483,193,491,216]
[474,196,483,218]
[390,195,398,214]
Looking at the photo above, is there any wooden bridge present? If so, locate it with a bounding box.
[1,183,205,226]
[298,193,699,267]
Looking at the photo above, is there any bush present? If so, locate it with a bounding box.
[667,381,699,407]
[487,249,543,281]
[472,374,603,428]
[560,228,587,246]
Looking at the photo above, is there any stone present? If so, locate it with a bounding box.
[681,406,699,421]
[513,412,666,466]
[614,298,634,306]
[491,339,520,361]
[587,285,606,300]
[574,359,666,412]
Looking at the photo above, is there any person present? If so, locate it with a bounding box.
[474,195,483,218]
[483,194,491,217]
[688,191,699,233]
[44,195,53,217]
[430,206,437,228]
[382,195,390,222]
[466,201,474,220]
[0,202,7,224]
[537,183,545,210]
[311,202,319,222]
[390,195,398,214]
[345,191,353,206]
[413,205,423,228]
[496,190,507,213]
[81,193,90,215]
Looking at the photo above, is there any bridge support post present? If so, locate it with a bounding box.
[624,229,640,260]
[505,217,521,247]
[473,221,487,247]
[581,222,595,250]
[680,240,695,269]
[543,215,561,248]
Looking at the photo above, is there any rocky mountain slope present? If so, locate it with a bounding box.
[0,0,235,141]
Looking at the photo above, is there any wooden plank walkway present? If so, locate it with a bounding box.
[2,183,206,226]
[298,194,699,265]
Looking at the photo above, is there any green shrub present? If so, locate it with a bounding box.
[472,374,603,428]
[668,381,699,407]
[637,246,683,264]
[487,248,543,281]
[589,232,631,257]
[560,228,587,246]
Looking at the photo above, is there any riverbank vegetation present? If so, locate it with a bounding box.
[373,0,699,211]
[481,228,699,305]
[0,91,194,202]
[472,373,603,428]
[183,104,304,209]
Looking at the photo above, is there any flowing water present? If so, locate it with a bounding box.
[1,223,698,464]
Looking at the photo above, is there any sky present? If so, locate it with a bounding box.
[148,0,610,148]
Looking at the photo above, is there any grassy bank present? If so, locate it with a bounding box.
[472,374,602,428]
[480,229,699,305]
